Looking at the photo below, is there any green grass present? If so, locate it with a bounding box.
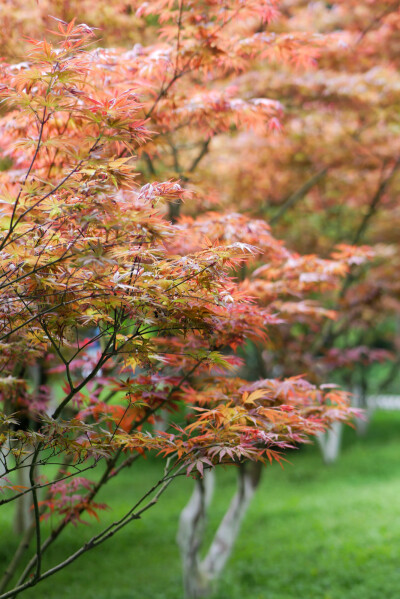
[2,411,400,598]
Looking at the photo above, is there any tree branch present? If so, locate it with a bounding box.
[270,167,328,225]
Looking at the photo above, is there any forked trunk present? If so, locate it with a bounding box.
[177,469,215,598]
[177,462,262,598]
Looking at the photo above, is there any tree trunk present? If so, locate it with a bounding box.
[200,461,262,580]
[13,362,45,535]
[316,421,343,464]
[0,441,35,535]
[177,462,262,599]
[14,453,35,535]
[352,385,373,437]
[177,469,215,599]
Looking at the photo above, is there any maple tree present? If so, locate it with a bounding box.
[195,0,400,459]
[0,3,371,598]
[218,2,400,358]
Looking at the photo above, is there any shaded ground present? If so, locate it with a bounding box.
[1,410,400,599]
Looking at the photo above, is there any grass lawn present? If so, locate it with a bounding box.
[1,410,400,599]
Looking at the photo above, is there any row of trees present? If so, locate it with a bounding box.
[0,1,398,597]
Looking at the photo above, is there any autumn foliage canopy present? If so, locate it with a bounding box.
[1,1,396,596]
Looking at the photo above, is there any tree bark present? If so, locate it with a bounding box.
[316,421,343,464]
[14,452,35,535]
[352,385,373,437]
[13,362,47,535]
[177,462,262,598]
[177,469,215,599]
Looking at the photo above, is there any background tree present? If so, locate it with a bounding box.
[198,0,400,395]
[165,0,400,460]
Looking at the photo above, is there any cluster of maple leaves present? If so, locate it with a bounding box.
[1,1,393,594]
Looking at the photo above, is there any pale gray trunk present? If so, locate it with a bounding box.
[0,409,34,535]
[177,463,262,599]
[0,442,35,534]
[200,462,261,580]
[316,420,343,464]
[177,469,215,598]
[14,454,35,535]
[352,385,373,436]
[13,363,44,534]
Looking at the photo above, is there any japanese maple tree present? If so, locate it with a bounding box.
[0,4,363,599]
[198,0,400,393]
